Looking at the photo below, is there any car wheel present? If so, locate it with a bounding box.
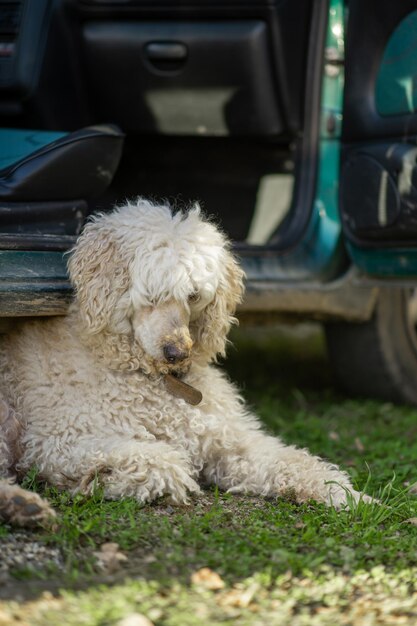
[325,287,417,405]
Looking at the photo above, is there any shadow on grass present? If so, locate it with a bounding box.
[225,323,332,396]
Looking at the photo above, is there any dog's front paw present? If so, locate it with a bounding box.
[85,459,202,506]
[166,470,202,505]
[0,481,56,527]
[140,464,202,505]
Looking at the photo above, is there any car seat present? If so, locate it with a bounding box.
[0,124,124,251]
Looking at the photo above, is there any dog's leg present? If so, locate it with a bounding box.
[203,427,367,509]
[0,479,56,527]
[0,396,56,526]
[0,396,23,477]
[25,437,201,505]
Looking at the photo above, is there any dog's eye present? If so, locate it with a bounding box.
[188,292,200,304]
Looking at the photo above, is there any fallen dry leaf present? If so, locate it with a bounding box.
[93,542,128,573]
[191,567,225,590]
[217,583,260,609]
[354,437,365,453]
[404,517,417,526]
[294,521,306,529]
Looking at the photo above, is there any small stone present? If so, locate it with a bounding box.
[117,614,154,626]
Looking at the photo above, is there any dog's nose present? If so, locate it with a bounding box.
[163,344,189,364]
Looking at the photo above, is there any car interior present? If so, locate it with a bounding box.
[3,0,417,260]
[0,0,319,256]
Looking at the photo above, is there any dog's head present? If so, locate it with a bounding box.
[68,200,245,376]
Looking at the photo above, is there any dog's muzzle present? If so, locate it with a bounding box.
[161,339,202,405]
[163,343,190,365]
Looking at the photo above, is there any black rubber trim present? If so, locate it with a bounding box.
[343,227,417,250]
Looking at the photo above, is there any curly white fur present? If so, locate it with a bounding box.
[0,199,368,509]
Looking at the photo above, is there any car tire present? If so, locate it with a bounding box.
[325,287,417,405]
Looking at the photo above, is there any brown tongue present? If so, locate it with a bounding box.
[164,374,203,406]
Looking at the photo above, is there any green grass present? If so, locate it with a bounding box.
[1,324,417,624]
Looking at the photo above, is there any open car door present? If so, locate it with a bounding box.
[326,0,417,404]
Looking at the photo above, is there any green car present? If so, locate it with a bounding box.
[1,0,417,403]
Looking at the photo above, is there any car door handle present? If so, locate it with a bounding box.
[145,42,188,62]
[144,42,188,73]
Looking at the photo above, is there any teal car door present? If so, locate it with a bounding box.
[340,0,417,275]
[325,0,417,405]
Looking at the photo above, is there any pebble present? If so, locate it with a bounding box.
[0,531,64,581]
[117,614,154,626]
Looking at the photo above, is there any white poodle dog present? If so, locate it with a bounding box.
[0,199,368,523]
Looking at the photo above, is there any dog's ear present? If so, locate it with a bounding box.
[67,222,130,334]
[191,251,245,361]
